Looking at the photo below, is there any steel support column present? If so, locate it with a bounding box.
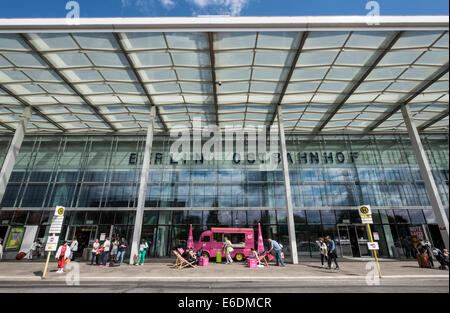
[129,106,156,264]
[0,106,31,205]
[401,103,449,249]
[277,106,299,264]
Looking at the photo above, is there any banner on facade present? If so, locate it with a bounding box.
[5,227,25,250]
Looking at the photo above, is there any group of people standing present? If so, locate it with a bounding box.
[318,236,340,270]
[54,236,131,273]
[416,240,449,270]
[89,237,129,267]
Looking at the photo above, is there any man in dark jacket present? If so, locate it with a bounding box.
[326,236,340,270]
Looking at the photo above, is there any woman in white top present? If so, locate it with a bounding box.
[91,239,100,265]
[101,237,111,267]
[318,237,328,268]
[136,239,149,266]
[110,238,119,263]
[70,238,78,261]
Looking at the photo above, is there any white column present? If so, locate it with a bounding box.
[0,106,31,204]
[277,106,299,264]
[129,106,156,264]
[401,103,449,249]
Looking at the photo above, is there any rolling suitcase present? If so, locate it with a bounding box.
[417,254,431,268]
[16,251,28,260]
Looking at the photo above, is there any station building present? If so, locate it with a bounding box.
[0,16,448,261]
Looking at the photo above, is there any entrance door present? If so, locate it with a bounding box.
[69,226,97,256]
[337,224,370,257]
[337,225,352,257]
[348,226,360,257]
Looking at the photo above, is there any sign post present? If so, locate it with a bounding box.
[358,205,382,279]
[41,206,65,279]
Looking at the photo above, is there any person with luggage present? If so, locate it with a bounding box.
[424,241,435,268]
[417,241,432,268]
[267,239,285,267]
[318,237,328,268]
[432,247,449,270]
[28,240,41,260]
[70,237,78,261]
[326,236,340,270]
[55,241,71,273]
[101,237,111,268]
[91,238,100,265]
[116,237,128,265]
[223,237,233,264]
[135,239,148,266]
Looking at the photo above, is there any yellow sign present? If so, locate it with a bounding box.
[54,206,65,216]
[360,206,369,214]
[358,205,373,224]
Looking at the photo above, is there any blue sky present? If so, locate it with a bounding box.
[0,0,448,18]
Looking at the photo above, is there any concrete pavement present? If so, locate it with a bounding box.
[0,259,447,293]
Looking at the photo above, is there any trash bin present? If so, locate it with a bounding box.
[83,248,90,261]
[391,246,401,259]
[216,251,222,263]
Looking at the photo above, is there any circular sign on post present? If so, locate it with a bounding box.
[55,206,65,216]
[360,206,369,214]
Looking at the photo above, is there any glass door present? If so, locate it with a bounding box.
[69,225,98,255]
[337,225,352,257]
[355,225,370,257]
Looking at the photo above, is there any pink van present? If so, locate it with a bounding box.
[193,228,255,261]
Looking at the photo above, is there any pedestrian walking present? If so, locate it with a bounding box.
[267,239,285,267]
[116,237,128,265]
[223,237,233,264]
[136,239,148,266]
[101,237,111,268]
[326,236,340,270]
[55,241,71,273]
[28,240,41,260]
[91,239,100,265]
[318,237,328,267]
[70,237,78,261]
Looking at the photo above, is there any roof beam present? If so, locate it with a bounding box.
[0,16,448,33]
[316,31,404,131]
[112,33,169,133]
[19,34,118,132]
[0,84,66,132]
[208,32,219,126]
[365,63,449,132]
[418,110,449,131]
[268,31,309,127]
[0,120,15,132]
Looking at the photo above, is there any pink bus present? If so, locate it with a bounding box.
[193,228,255,261]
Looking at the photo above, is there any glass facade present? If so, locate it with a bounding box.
[0,133,448,258]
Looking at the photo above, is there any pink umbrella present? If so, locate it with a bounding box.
[187,224,194,249]
[257,223,264,253]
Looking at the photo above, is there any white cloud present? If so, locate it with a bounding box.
[160,0,176,9]
[187,0,250,15]
[122,0,251,16]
